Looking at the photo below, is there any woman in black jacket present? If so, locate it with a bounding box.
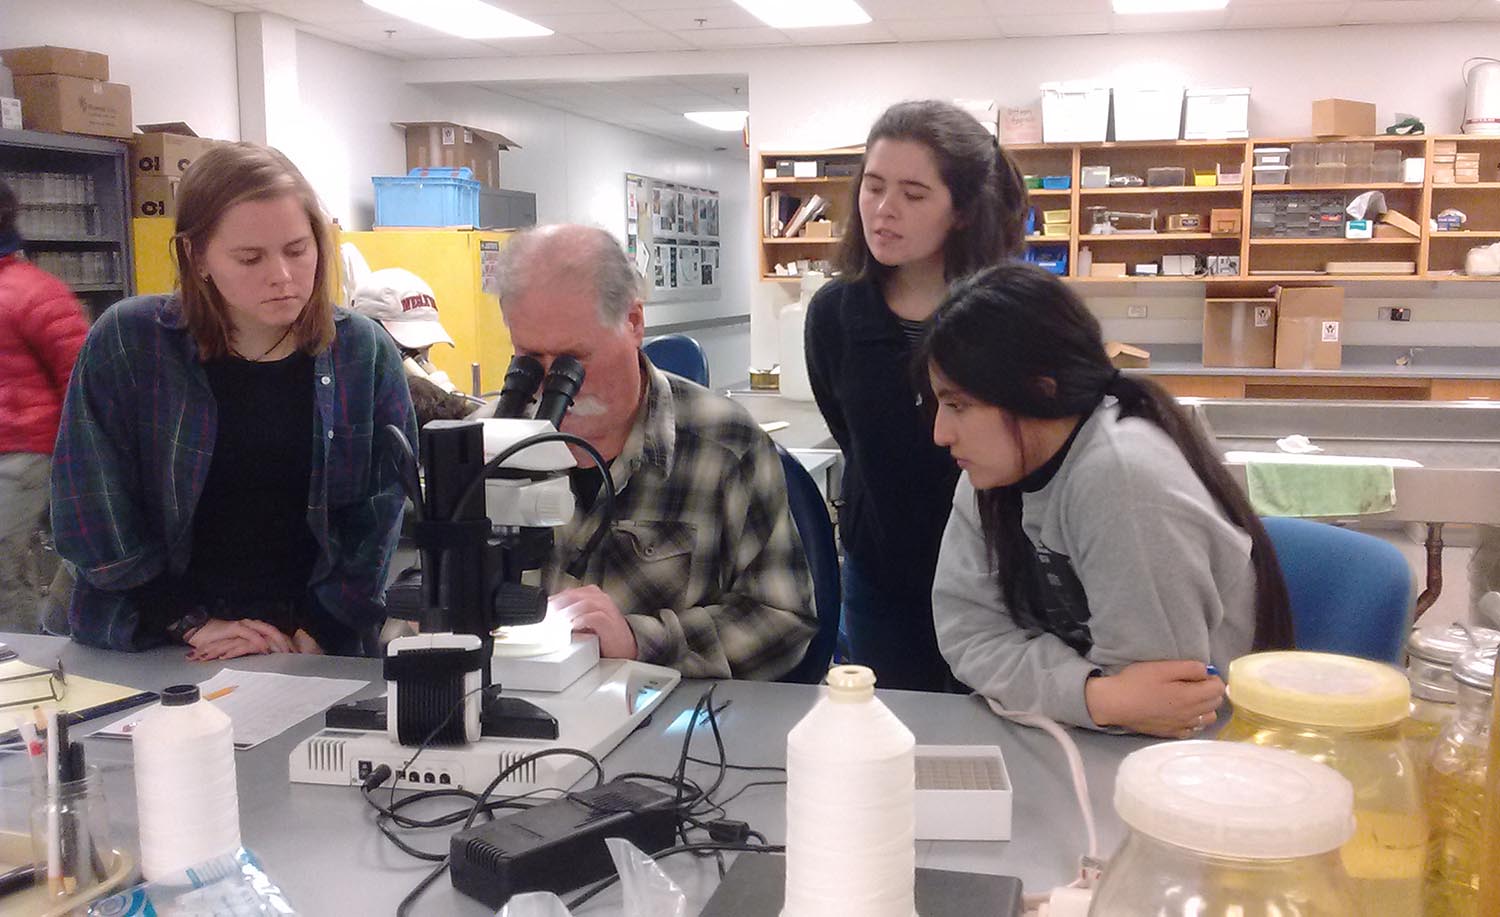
[805,99,1029,690]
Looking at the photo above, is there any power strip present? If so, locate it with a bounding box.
[449,778,677,909]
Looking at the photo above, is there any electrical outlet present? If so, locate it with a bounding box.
[1127,304,1149,319]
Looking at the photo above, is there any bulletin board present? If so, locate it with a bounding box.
[625,173,722,304]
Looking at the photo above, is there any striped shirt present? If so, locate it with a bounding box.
[50,295,417,653]
[547,359,818,680]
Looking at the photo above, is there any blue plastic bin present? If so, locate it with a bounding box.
[1025,245,1068,276]
[1040,175,1072,190]
[373,167,480,228]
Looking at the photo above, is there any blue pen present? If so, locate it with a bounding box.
[1206,665,1221,678]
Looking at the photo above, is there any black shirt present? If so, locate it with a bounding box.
[805,277,960,601]
[187,352,318,617]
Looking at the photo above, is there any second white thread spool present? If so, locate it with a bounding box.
[132,683,241,880]
[783,664,916,917]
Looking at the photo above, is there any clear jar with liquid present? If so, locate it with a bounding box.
[1089,740,1357,916]
[1220,651,1427,917]
[1406,625,1500,775]
[1424,645,1495,917]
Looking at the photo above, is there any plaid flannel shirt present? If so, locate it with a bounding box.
[50,295,417,653]
[546,360,817,680]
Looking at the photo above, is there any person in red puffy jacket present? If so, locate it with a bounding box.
[0,177,89,632]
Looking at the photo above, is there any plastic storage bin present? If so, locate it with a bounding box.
[1111,85,1183,141]
[373,167,481,228]
[1183,87,1250,139]
[1041,82,1110,143]
[1041,175,1071,190]
[1090,741,1358,917]
[1081,165,1111,188]
[1024,244,1068,275]
[1221,651,1427,917]
[1374,149,1403,182]
[1254,147,1291,166]
[1252,165,1289,185]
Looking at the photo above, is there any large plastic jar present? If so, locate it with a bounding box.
[1089,740,1357,916]
[1424,645,1496,917]
[1405,625,1500,773]
[1219,651,1426,917]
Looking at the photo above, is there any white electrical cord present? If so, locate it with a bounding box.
[979,697,1101,915]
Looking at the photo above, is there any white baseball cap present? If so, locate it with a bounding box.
[351,267,455,351]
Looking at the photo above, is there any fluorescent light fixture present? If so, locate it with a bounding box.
[730,0,871,29]
[1112,0,1228,13]
[362,0,553,39]
[685,110,750,131]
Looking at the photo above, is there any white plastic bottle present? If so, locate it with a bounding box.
[777,271,829,402]
[132,684,241,880]
[783,665,916,917]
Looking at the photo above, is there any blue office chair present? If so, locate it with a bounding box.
[775,444,842,684]
[643,334,709,387]
[1261,516,1412,664]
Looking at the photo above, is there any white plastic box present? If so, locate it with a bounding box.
[1112,85,1184,141]
[913,744,1013,841]
[1041,82,1110,143]
[1184,87,1250,139]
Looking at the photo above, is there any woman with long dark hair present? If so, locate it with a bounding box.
[923,262,1291,737]
[805,99,1029,690]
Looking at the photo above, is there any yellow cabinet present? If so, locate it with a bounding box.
[339,229,515,395]
[131,216,177,296]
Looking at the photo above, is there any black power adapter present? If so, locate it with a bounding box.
[449,778,678,909]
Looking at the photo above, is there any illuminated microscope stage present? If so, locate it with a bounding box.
[288,639,681,795]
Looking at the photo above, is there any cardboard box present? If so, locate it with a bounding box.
[1091,262,1127,278]
[131,175,179,218]
[1210,208,1242,235]
[0,97,19,131]
[802,220,834,239]
[1203,297,1276,368]
[1105,342,1150,368]
[0,45,108,81]
[1311,98,1376,137]
[998,105,1043,144]
[1379,208,1421,238]
[132,123,216,178]
[1274,286,1343,370]
[13,74,131,139]
[395,122,517,189]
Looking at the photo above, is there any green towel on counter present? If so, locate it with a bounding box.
[1244,460,1397,517]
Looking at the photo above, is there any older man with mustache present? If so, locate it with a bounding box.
[491,225,816,681]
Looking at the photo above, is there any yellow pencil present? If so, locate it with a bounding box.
[204,685,237,701]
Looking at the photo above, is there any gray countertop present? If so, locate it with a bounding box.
[1136,345,1500,379]
[0,634,1145,915]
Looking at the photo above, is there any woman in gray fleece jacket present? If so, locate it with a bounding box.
[921,263,1293,738]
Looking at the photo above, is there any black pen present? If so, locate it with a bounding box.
[54,713,76,894]
[0,862,36,897]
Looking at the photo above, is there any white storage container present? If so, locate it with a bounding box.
[1184,87,1250,139]
[1041,82,1110,143]
[1112,85,1184,141]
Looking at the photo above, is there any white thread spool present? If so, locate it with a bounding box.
[783,665,916,917]
[132,684,241,880]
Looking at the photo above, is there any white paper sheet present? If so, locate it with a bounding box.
[92,668,368,749]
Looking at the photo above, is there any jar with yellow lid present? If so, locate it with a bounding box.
[1220,651,1427,917]
[1424,645,1495,917]
[1405,624,1500,776]
[1089,740,1358,916]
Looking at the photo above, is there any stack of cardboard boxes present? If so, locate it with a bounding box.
[0,45,132,139]
[129,123,218,218]
[1203,286,1343,371]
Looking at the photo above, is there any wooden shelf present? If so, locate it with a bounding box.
[1249,237,1421,246]
[1244,273,1431,282]
[1027,188,1072,197]
[1082,232,1229,242]
[762,176,854,185]
[1079,186,1242,195]
[762,237,840,245]
[1429,230,1500,239]
[1431,182,1500,189]
[1026,234,1070,242]
[1254,183,1421,192]
[1072,275,1237,283]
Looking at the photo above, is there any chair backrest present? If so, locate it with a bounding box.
[643,334,709,387]
[775,444,841,684]
[1261,516,1412,664]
